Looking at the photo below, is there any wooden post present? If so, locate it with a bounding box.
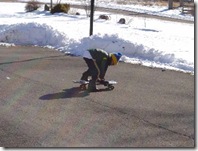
[168,0,173,9]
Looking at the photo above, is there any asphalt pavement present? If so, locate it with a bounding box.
[0,46,195,147]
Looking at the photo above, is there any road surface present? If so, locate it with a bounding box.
[0,46,194,147]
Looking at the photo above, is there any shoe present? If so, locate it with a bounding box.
[88,80,98,92]
[88,88,99,92]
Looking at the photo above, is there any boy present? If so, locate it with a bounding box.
[81,48,122,92]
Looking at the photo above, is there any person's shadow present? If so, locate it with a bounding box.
[39,87,90,100]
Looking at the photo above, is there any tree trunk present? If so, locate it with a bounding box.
[180,0,183,7]
[168,0,173,9]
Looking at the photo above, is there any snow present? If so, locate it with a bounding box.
[0,1,194,74]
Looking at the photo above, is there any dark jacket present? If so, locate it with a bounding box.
[88,48,111,79]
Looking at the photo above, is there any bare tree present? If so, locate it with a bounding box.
[83,0,91,17]
[50,0,53,9]
[180,0,184,7]
[56,0,61,4]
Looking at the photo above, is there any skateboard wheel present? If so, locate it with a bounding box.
[104,81,109,86]
[108,85,114,90]
[80,84,86,90]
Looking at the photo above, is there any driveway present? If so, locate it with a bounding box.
[0,46,194,147]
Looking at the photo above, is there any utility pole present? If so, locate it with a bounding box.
[89,0,95,36]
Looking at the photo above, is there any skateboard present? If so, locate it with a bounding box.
[73,80,117,90]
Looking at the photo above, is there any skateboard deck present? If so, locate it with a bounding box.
[73,80,117,90]
[73,80,89,84]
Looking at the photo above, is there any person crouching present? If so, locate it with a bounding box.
[80,48,122,92]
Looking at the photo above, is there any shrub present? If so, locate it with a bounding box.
[25,0,41,12]
[118,18,126,24]
[51,3,70,14]
[99,14,110,20]
[44,4,50,11]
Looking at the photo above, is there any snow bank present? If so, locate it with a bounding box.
[0,22,193,73]
[0,23,69,48]
[65,34,193,72]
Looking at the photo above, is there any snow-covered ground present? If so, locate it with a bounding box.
[19,0,195,22]
[0,1,194,74]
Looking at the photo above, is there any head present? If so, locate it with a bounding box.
[110,52,122,65]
